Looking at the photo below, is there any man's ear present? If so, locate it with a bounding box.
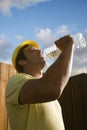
[18,59,27,65]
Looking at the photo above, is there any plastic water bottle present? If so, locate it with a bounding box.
[43,44,61,59]
[43,33,86,60]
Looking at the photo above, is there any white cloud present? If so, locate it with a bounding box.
[55,25,72,35]
[72,49,87,76]
[72,66,87,76]
[36,25,75,47]
[0,35,13,61]
[15,35,24,40]
[0,0,49,15]
[36,28,55,46]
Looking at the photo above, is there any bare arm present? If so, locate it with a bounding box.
[19,35,75,104]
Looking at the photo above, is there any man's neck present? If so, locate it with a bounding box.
[23,68,42,78]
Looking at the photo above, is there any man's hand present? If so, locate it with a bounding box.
[55,35,74,51]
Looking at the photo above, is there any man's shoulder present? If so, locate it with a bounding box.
[9,73,32,81]
[6,73,33,90]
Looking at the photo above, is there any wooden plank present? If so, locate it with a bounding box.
[0,62,16,130]
[7,64,16,130]
[0,62,9,130]
[9,64,16,77]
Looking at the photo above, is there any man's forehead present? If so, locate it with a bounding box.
[23,45,36,51]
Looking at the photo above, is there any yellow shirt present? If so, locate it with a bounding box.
[5,73,65,130]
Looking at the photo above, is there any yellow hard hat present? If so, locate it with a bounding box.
[12,40,39,69]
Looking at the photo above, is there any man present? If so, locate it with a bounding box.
[5,35,75,130]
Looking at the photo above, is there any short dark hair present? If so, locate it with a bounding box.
[16,45,28,73]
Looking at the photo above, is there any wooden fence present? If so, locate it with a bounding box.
[59,73,87,130]
[0,62,16,130]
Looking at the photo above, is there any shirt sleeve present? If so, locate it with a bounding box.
[5,74,32,106]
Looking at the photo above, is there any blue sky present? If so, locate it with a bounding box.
[0,0,87,75]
